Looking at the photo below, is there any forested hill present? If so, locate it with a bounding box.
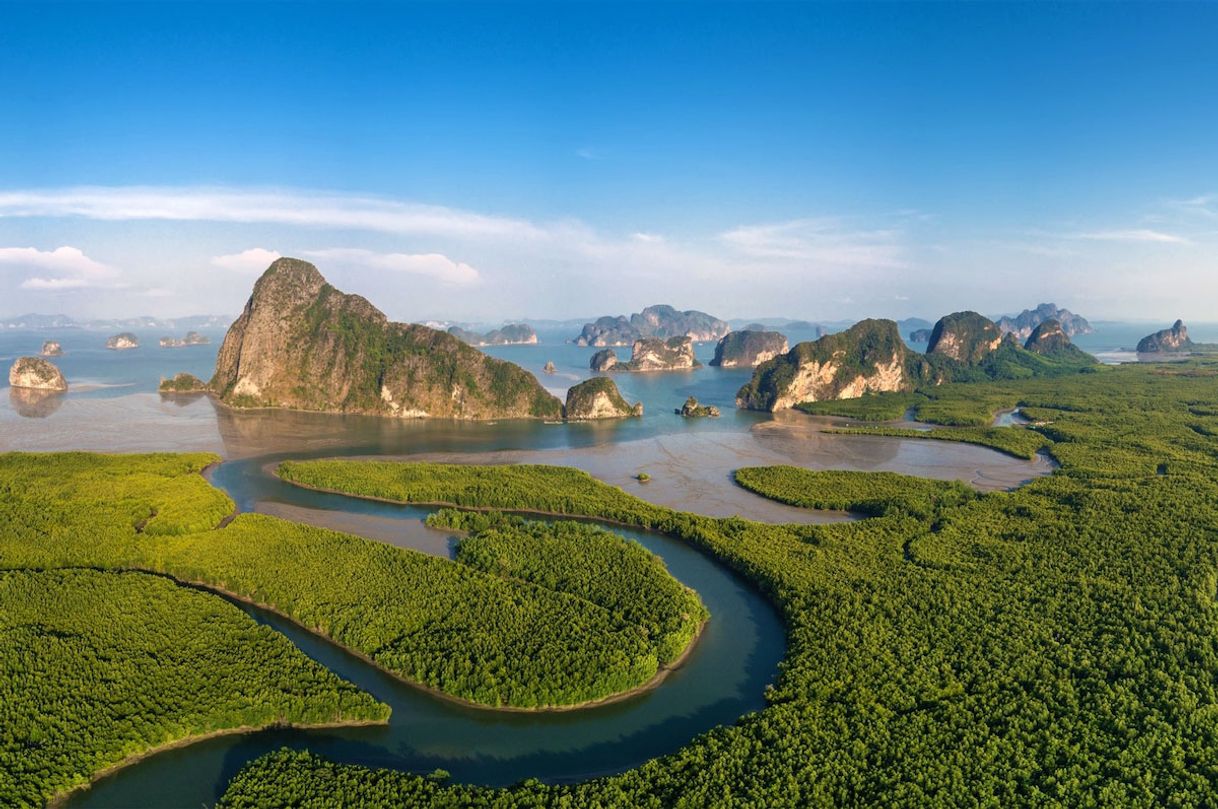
[210,258,562,420]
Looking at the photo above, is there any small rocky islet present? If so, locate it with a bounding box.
[8,356,68,391]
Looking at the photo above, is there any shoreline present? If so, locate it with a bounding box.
[46,716,387,809]
[136,465,713,716]
[175,573,710,715]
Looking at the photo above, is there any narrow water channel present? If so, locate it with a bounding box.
[67,456,788,808]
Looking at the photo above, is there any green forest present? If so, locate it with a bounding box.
[0,568,388,808]
[223,361,1218,806]
[0,453,704,715]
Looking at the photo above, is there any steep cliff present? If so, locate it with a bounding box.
[996,303,1093,339]
[927,312,1004,364]
[737,319,927,411]
[619,337,699,371]
[210,258,562,420]
[564,377,643,420]
[710,330,789,368]
[8,357,67,391]
[575,305,729,346]
[1137,320,1193,353]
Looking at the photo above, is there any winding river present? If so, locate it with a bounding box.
[0,336,1056,807]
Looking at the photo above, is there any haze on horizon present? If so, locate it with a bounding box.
[1,2,1216,325]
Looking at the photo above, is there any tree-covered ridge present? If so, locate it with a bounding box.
[433,509,707,665]
[0,452,703,712]
[228,363,1218,806]
[0,568,388,809]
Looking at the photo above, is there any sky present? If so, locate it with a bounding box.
[1,1,1216,325]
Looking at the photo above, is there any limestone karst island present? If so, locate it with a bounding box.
[5,3,1218,809]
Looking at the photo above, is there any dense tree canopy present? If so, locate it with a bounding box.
[228,361,1218,807]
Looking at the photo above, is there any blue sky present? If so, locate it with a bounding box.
[1,1,1216,323]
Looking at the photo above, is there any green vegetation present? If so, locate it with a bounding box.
[825,424,1050,460]
[0,569,388,808]
[797,391,928,421]
[431,509,706,664]
[734,466,977,518]
[158,371,208,393]
[226,360,1218,806]
[0,452,702,712]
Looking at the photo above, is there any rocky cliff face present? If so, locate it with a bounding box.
[908,328,932,344]
[40,341,62,357]
[590,349,619,371]
[575,305,729,346]
[620,337,699,371]
[105,332,139,350]
[997,303,1093,339]
[210,258,562,420]
[9,356,67,391]
[448,323,538,346]
[1023,319,1071,354]
[564,377,643,420]
[737,319,924,411]
[927,312,1004,363]
[1137,320,1193,353]
[710,330,789,368]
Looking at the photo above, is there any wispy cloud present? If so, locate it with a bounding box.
[301,248,480,285]
[575,147,605,161]
[0,245,117,291]
[1071,228,1190,244]
[718,217,908,268]
[0,186,545,241]
[212,247,282,273]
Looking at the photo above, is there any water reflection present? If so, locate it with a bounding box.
[8,386,65,418]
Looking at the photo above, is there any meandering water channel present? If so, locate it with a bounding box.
[0,337,1056,807]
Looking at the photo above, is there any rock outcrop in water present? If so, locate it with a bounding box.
[564,377,643,420]
[589,338,699,372]
[543,360,557,374]
[710,330,789,368]
[448,323,538,346]
[160,331,210,348]
[1137,320,1193,353]
[575,305,729,346]
[9,356,68,391]
[927,312,1004,364]
[620,337,699,371]
[159,372,209,393]
[105,332,139,350]
[210,258,562,420]
[996,303,1093,340]
[737,319,927,411]
[40,340,63,357]
[590,349,618,372]
[677,396,719,418]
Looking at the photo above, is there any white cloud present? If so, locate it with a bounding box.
[212,247,282,273]
[1072,229,1190,244]
[0,245,116,291]
[20,276,90,290]
[718,217,908,268]
[631,232,664,243]
[301,248,480,286]
[0,186,545,241]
